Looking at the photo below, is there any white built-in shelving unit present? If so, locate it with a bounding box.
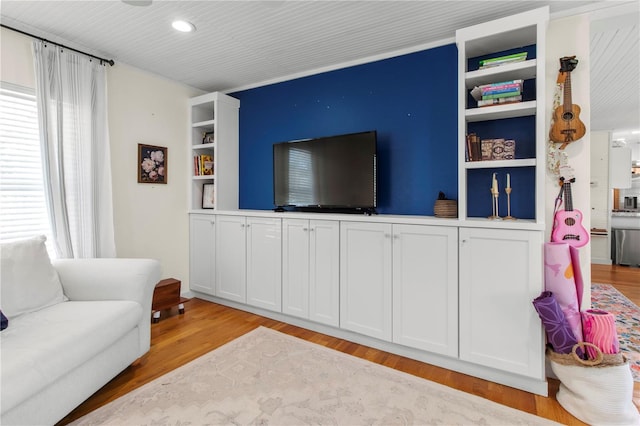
[188,92,240,212]
[457,6,548,225]
[186,8,552,396]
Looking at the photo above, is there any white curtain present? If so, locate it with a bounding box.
[32,41,116,258]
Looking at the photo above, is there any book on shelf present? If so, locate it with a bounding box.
[482,90,521,100]
[477,95,522,107]
[193,154,214,176]
[470,79,523,101]
[479,52,527,65]
[478,52,527,69]
[481,83,522,95]
[478,79,523,89]
[465,133,482,161]
[202,159,214,175]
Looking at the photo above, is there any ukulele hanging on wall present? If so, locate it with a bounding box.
[549,56,586,149]
[551,165,589,248]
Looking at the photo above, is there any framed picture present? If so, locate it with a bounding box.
[138,144,167,184]
[202,183,215,209]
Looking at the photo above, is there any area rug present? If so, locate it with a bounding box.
[71,326,558,425]
[591,283,640,382]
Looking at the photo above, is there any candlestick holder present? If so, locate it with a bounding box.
[504,187,516,220]
[488,188,501,220]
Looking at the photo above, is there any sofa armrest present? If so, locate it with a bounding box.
[53,258,161,356]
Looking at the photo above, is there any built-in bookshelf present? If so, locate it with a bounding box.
[457,6,548,223]
[188,92,240,212]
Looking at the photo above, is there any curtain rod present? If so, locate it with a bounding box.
[1,24,115,66]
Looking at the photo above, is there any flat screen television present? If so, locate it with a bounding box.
[273,130,377,213]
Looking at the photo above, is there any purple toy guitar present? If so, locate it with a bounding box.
[551,167,589,248]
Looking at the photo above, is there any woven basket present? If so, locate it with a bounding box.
[546,342,626,367]
[434,199,457,218]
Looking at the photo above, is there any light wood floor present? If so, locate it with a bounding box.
[58,264,640,425]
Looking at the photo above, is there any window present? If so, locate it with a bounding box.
[0,83,54,254]
[287,146,315,205]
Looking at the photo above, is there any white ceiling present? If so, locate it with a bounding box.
[589,4,640,145]
[1,1,638,135]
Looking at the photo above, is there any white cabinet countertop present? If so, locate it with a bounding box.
[611,212,640,229]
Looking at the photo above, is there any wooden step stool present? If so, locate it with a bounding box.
[152,278,187,323]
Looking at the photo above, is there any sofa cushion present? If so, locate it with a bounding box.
[0,300,143,414]
[0,235,67,318]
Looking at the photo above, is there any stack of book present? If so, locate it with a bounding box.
[478,52,527,70]
[194,154,214,176]
[470,79,523,107]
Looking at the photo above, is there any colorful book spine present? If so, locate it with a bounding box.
[481,83,522,94]
[193,154,214,176]
[470,80,523,102]
[465,133,481,161]
[479,52,527,66]
[477,95,522,107]
[478,79,523,90]
[479,58,527,69]
[482,90,521,100]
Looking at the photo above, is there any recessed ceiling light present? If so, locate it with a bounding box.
[172,20,196,33]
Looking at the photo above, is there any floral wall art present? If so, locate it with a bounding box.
[138,144,167,184]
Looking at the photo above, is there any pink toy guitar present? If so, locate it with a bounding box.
[551,166,589,248]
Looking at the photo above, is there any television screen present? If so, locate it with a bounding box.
[273,130,377,212]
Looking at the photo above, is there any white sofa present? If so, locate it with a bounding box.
[0,236,160,425]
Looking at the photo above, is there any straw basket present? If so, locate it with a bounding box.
[434,199,457,218]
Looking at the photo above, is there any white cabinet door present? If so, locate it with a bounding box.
[246,217,282,312]
[283,219,340,326]
[215,215,246,303]
[189,214,216,295]
[282,219,310,319]
[309,220,340,327]
[392,224,458,357]
[340,222,392,341]
[459,227,544,378]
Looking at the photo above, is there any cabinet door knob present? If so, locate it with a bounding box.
[210,220,215,225]
[303,227,308,231]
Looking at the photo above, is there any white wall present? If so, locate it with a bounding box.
[545,14,592,307]
[0,28,35,88]
[107,64,202,282]
[1,27,201,287]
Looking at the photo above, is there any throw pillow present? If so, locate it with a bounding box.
[0,310,7,330]
[0,235,67,318]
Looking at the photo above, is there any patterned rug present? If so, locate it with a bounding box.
[70,327,559,425]
[591,283,640,382]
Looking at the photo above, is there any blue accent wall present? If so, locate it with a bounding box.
[231,44,458,215]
